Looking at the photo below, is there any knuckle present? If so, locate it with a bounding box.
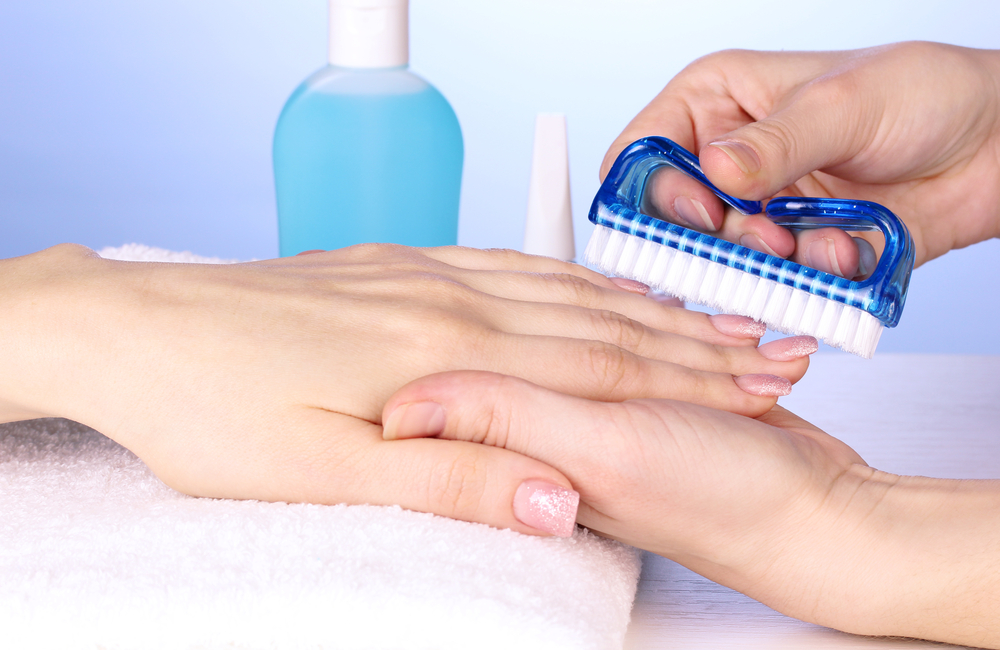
[426,451,488,519]
[343,242,410,262]
[751,115,801,156]
[587,341,639,396]
[544,272,600,307]
[593,309,646,352]
[684,48,742,75]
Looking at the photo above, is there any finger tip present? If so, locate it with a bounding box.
[513,479,580,538]
[734,373,792,397]
[709,314,766,339]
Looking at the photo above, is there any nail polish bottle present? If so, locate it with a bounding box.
[273,0,463,256]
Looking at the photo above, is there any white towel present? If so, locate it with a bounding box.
[0,244,641,650]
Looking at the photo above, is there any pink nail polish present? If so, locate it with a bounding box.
[513,479,579,537]
[757,336,819,361]
[734,374,792,397]
[609,277,650,296]
[382,402,446,440]
[709,314,766,339]
[649,292,684,308]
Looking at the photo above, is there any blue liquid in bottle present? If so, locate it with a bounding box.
[274,64,463,256]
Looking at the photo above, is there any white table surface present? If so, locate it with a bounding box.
[623,353,1000,650]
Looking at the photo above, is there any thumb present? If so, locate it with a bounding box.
[373,436,579,538]
[700,79,878,199]
[382,371,612,534]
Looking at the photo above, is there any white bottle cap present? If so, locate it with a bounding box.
[328,0,409,68]
[523,113,575,262]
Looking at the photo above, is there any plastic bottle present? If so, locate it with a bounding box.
[273,0,463,256]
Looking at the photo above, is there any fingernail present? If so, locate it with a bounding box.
[709,314,766,339]
[382,402,446,440]
[708,141,761,175]
[739,233,780,257]
[649,291,684,308]
[609,277,650,295]
[734,374,792,397]
[672,196,716,231]
[856,238,877,278]
[757,336,819,361]
[513,479,580,538]
[296,249,327,256]
[805,238,845,277]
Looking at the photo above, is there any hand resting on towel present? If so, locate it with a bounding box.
[384,370,1000,649]
[0,242,815,537]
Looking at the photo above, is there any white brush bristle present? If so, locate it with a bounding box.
[584,225,883,358]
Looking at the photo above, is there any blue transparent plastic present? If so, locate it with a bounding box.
[589,137,915,327]
[274,66,463,257]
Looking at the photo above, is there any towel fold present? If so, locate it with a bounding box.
[0,244,641,650]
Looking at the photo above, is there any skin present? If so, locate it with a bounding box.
[379,42,1000,646]
[603,42,1000,277]
[0,242,812,536]
[383,371,1000,648]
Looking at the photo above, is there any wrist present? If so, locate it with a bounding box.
[0,245,105,423]
[770,465,1000,646]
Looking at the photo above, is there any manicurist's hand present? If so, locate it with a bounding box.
[0,243,815,534]
[383,371,1000,648]
[605,42,1000,277]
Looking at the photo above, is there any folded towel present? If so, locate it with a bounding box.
[0,244,641,650]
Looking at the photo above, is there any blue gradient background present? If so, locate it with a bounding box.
[1,0,997,352]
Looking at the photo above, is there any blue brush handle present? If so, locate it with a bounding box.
[589,136,915,328]
[607,137,763,216]
[764,197,914,327]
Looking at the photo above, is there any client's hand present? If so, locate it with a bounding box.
[383,371,1000,648]
[605,42,1000,277]
[0,243,813,533]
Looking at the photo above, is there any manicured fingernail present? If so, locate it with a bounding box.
[708,141,761,175]
[513,479,579,537]
[856,238,877,278]
[805,238,845,277]
[296,249,327,256]
[739,233,780,257]
[757,336,819,361]
[650,291,684,308]
[382,402,446,440]
[672,196,716,231]
[734,374,792,397]
[609,277,650,295]
[709,314,766,339]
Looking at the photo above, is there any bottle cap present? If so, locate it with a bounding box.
[523,113,575,262]
[328,0,408,68]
